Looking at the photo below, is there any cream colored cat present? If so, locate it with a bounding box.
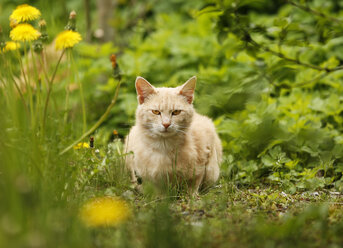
[125,76,222,193]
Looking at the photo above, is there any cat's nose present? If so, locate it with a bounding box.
[163,123,171,129]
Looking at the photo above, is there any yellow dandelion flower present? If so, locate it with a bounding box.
[10,23,41,42]
[80,197,131,227]
[3,41,21,52]
[73,142,90,149]
[10,4,41,23]
[55,30,82,50]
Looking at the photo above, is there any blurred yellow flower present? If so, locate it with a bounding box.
[3,41,21,52]
[80,197,131,227]
[55,30,82,50]
[10,4,41,23]
[73,142,89,149]
[10,23,41,42]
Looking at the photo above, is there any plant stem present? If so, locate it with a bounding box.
[71,50,87,133]
[23,43,35,128]
[286,0,343,25]
[59,81,121,155]
[37,53,50,91]
[30,44,41,127]
[1,53,29,114]
[42,49,65,134]
[0,64,11,107]
[248,38,343,72]
[293,72,329,87]
[63,50,71,125]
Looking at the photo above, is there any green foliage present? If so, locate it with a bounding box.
[86,0,343,191]
[94,0,343,191]
[203,0,343,191]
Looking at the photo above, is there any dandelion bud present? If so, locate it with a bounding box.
[38,19,48,43]
[90,137,94,148]
[70,10,77,19]
[65,11,77,31]
[40,33,48,43]
[9,18,18,29]
[38,19,46,28]
[110,54,121,80]
[33,40,43,53]
[110,54,117,69]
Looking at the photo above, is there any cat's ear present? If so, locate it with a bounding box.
[135,76,156,104]
[179,76,196,104]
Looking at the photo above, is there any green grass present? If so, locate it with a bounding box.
[1,118,343,247]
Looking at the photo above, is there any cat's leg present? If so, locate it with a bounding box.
[203,147,220,185]
[124,151,137,184]
[125,153,142,193]
[187,166,206,196]
[186,145,211,195]
[129,168,144,193]
[130,167,138,184]
[193,172,205,194]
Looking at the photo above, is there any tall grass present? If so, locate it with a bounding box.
[0,6,112,247]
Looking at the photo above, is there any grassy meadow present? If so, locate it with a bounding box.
[1,0,343,247]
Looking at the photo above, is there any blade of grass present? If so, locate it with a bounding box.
[70,50,86,133]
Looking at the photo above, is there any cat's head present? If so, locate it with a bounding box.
[135,76,196,138]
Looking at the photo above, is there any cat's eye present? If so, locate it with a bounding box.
[172,110,181,115]
[152,110,161,115]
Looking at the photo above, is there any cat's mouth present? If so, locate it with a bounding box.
[158,129,175,137]
[160,129,170,134]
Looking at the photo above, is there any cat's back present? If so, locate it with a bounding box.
[190,112,222,162]
[190,112,219,141]
[191,112,216,132]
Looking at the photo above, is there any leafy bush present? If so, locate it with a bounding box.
[95,0,343,191]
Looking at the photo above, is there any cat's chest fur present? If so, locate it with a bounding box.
[127,126,201,180]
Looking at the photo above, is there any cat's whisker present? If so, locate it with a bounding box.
[175,124,189,127]
[175,125,189,130]
[175,129,187,135]
[175,128,186,132]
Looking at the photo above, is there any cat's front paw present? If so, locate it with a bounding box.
[203,145,212,164]
[130,183,143,194]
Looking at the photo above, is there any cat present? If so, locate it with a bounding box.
[125,76,222,193]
